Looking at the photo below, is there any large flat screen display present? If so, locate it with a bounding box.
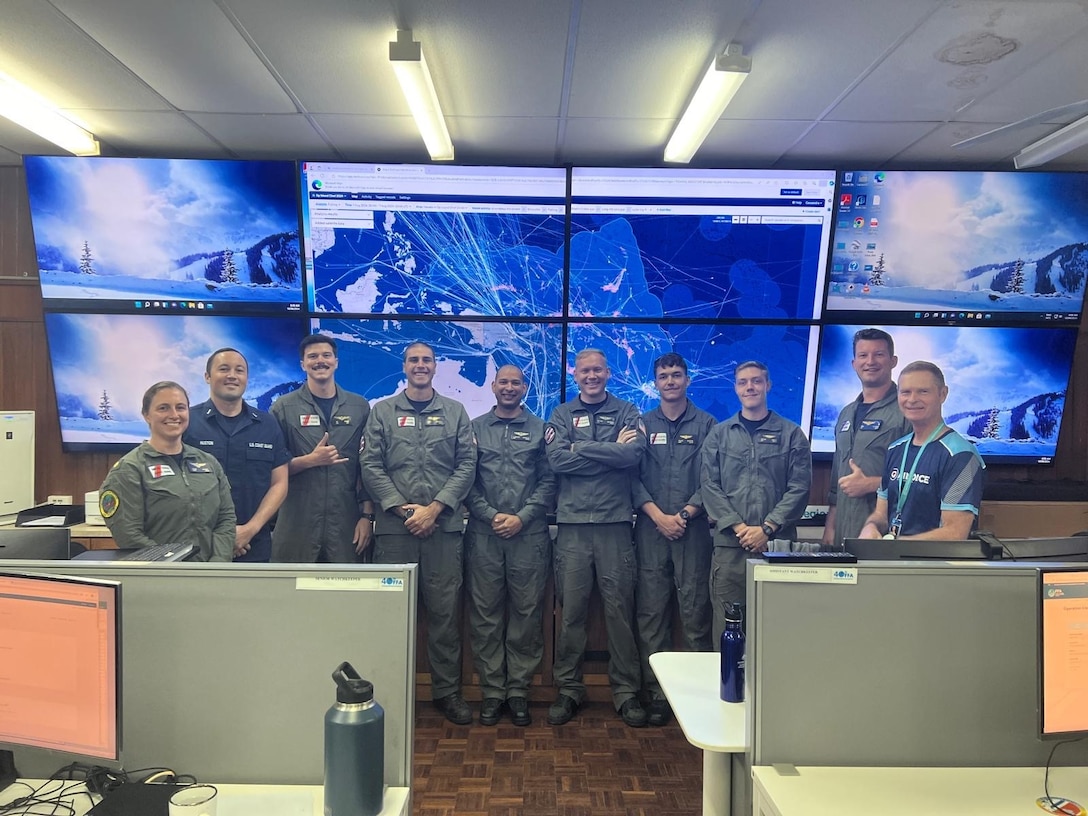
[300,163,567,317]
[811,323,1078,464]
[43,313,309,452]
[565,322,819,429]
[569,168,836,320]
[24,156,303,314]
[827,170,1088,326]
[1039,568,1088,739]
[312,317,564,422]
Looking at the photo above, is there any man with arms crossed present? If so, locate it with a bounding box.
[633,353,715,726]
[859,360,985,540]
[185,347,290,562]
[702,360,811,637]
[271,334,373,562]
[822,329,910,548]
[466,364,556,726]
[546,348,648,728]
[361,342,477,725]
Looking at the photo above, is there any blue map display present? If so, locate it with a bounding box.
[565,322,815,426]
[569,215,826,320]
[308,211,566,317]
[315,318,564,421]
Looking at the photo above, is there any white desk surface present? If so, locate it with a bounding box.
[3,781,409,816]
[753,765,1088,816]
[649,651,747,752]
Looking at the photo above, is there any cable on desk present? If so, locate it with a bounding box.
[1043,737,1087,809]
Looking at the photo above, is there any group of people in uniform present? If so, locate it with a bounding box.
[97,327,985,729]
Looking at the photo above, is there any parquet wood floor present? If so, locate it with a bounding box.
[412,700,705,816]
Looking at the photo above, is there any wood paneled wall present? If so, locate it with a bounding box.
[2,164,1087,505]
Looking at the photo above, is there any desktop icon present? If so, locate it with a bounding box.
[869,218,879,228]
[840,194,853,207]
[856,195,867,206]
[853,217,864,228]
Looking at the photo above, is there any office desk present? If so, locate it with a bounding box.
[752,766,1088,816]
[2,780,410,815]
[649,651,747,816]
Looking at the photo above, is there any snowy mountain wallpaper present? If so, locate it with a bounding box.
[25,156,302,308]
[811,323,1078,463]
[44,313,308,450]
[827,171,1088,319]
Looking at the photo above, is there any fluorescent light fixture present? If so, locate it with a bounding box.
[0,72,99,156]
[1014,113,1088,169]
[664,43,751,164]
[389,29,454,161]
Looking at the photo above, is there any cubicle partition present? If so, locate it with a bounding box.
[747,559,1088,768]
[6,562,417,788]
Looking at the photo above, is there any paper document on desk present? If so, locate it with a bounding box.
[19,516,68,527]
[218,791,315,816]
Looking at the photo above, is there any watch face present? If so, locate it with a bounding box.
[679,509,690,521]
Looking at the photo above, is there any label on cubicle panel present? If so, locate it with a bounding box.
[296,575,405,591]
[753,564,858,584]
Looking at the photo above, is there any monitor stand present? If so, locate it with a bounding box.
[0,749,17,794]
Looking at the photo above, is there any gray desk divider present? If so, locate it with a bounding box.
[6,561,417,787]
[747,559,1088,768]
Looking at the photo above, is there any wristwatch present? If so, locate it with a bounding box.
[361,512,375,522]
[678,509,691,522]
[761,522,775,539]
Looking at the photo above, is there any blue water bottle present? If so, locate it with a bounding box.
[720,609,745,703]
[324,662,385,816]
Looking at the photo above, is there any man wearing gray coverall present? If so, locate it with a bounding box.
[466,364,556,727]
[545,348,648,728]
[361,341,477,725]
[701,360,811,639]
[633,352,716,726]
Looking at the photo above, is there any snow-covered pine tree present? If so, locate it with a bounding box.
[869,253,887,286]
[221,249,239,284]
[1008,258,1025,294]
[79,241,96,275]
[98,389,113,421]
[984,407,1000,439]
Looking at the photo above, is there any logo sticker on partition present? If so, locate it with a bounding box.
[1036,797,1086,816]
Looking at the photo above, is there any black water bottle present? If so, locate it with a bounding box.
[720,609,745,703]
[324,661,384,816]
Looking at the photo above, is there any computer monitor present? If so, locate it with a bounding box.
[0,571,121,791]
[0,527,77,560]
[844,537,991,560]
[1038,567,1088,739]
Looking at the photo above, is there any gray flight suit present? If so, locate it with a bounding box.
[360,391,476,700]
[466,407,557,702]
[99,441,235,562]
[633,400,716,699]
[270,385,370,563]
[827,385,910,546]
[546,393,646,710]
[701,411,811,638]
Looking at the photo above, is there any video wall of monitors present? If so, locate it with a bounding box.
[27,159,1086,465]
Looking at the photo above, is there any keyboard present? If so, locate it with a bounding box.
[117,542,195,562]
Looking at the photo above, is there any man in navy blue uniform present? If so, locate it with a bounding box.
[184,347,290,562]
[860,360,985,541]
